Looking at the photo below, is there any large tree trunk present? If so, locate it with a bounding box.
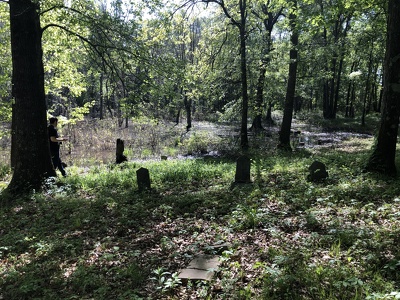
[5,0,56,196]
[365,0,400,176]
[278,2,298,151]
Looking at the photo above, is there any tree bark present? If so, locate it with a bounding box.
[250,6,282,133]
[278,2,298,151]
[116,139,127,164]
[183,94,192,131]
[250,63,267,133]
[365,0,400,175]
[239,0,249,150]
[5,0,56,196]
[99,73,104,119]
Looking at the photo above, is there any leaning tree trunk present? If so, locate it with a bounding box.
[5,0,56,196]
[278,3,298,151]
[365,0,400,176]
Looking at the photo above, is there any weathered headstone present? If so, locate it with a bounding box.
[307,160,328,182]
[136,167,151,191]
[235,155,251,183]
[116,138,128,164]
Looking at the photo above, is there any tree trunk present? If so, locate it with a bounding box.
[265,100,274,126]
[365,0,400,175]
[278,2,298,151]
[333,56,344,117]
[345,61,356,117]
[239,0,249,150]
[183,93,192,131]
[362,49,373,126]
[350,83,355,118]
[250,63,266,133]
[99,73,104,119]
[5,0,56,196]
[250,5,282,133]
[327,55,337,119]
[116,138,127,164]
[175,108,181,125]
[333,17,351,119]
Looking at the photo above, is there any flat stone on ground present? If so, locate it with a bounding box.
[187,255,219,269]
[178,268,215,281]
[178,255,220,281]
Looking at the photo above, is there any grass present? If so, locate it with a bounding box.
[1,116,400,299]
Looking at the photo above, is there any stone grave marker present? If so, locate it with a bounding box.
[178,255,220,281]
[116,138,128,164]
[307,160,328,182]
[136,167,151,191]
[235,155,251,183]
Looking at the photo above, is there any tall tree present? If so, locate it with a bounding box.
[278,0,298,151]
[2,0,138,197]
[365,0,400,175]
[5,0,56,196]
[201,0,250,149]
[250,1,283,132]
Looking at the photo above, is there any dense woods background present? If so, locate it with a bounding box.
[0,0,389,134]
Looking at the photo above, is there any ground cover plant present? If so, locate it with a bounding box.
[1,117,400,299]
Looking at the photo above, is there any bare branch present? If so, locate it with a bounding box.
[40,5,65,15]
[200,0,240,27]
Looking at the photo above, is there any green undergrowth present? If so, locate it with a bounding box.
[1,146,400,299]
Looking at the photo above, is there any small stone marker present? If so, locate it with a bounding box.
[116,138,128,164]
[178,255,220,281]
[136,167,151,191]
[235,155,251,183]
[307,160,328,182]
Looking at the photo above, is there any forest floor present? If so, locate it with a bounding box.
[1,114,400,300]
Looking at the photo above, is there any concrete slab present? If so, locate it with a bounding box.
[187,255,220,270]
[178,268,214,281]
[178,255,220,281]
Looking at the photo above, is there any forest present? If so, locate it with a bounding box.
[1,0,400,299]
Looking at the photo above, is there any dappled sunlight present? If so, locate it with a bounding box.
[2,117,400,299]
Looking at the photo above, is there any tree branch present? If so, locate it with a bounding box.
[200,0,240,27]
[40,23,125,81]
[40,5,65,15]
